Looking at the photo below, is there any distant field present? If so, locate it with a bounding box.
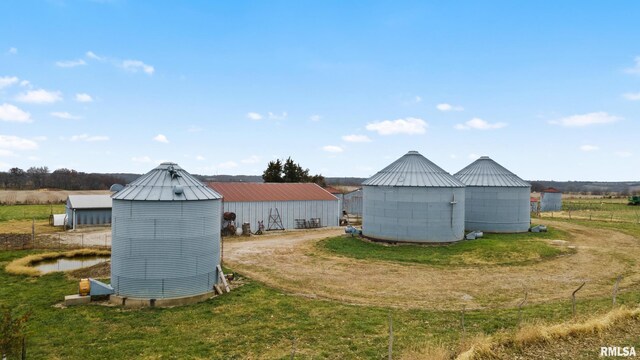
[0,190,110,205]
[537,197,640,223]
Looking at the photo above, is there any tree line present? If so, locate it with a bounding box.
[262,157,326,187]
[0,166,125,190]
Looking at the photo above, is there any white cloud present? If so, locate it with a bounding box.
[0,76,19,89]
[415,96,423,103]
[623,92,640,101]
[218,161,238,169]
[580,145,599,152]
[615,151,633,158]
[0,149,16,157]
[549,112,620,127]
[153,134,169,143]
[0,103,32,123]
[455,118,507,130]
[0,135,39,150]
[625,56,640,75]
[132,156,153,163]
[121,60,155,75]
[15,89,63,104]
[69,134,109,142]
[450,154,458,159]
[51,111,82,120]
[56,59,86,68]
[86,51,103,61]
[241,155,261,164]
[309,114,322,122]
[32,136,47,142]
[8,47,17,55]
[322,145,344,153]
[74,93,93,103]
[366,117,428,135]
[436,103,464,112]
[19,80,30,87]
[247,112,263,120]
[342,134,372,143]
[268,111,288,120]
[195,155,206,161]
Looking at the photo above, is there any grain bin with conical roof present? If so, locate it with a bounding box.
[110,162,222,302]
[454,156,531,233]
[362,151,465,243]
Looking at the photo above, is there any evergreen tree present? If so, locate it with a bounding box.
[262,159,284,182]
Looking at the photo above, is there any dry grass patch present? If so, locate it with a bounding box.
[5,248,111,276]
[454,306,640,359]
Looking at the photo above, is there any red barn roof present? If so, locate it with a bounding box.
[208,182,339,202]
[542,187,561,193]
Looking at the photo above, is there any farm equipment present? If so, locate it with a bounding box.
[628,196,640,206]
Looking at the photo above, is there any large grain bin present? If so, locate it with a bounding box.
[362,151,465,243]
[454,156,531,233]
[540,187,562,211]
[111,162,222,300]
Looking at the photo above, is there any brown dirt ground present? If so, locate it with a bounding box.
[224,221,640,310]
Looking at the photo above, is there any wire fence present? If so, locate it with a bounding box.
[0,231,111,251]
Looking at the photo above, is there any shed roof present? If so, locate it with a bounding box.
[454,156,530,187]
[208,182,338,202]
[362,151,465,187]
[542,187,561,193]
[112,162,222,201]
[67,195,112,209]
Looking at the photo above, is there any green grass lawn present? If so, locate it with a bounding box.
[1,249,639,359]
[320,227,571,267]
[0,204,66,222]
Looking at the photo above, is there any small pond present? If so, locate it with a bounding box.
[35,256,110,274]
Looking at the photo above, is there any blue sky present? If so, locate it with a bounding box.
[1,1,639,181]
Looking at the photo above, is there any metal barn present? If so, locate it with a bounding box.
[540,187,562,211]
[65,195,112,230]
[208,182,340,231]
[454,156,531,233]
[111,162,222,299]
[343,188,363,216]
[362,151,465,243]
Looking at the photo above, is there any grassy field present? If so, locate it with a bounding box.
[320,228,571,267]
[538,197,640,223]
[0,204,66,222]
[1,249,639,359]
[0,204,67,235]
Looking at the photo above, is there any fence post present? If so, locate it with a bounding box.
[518,288,528,325]
[31,218,35,248]
[290,337,296,359]
[21,336,26,360]
[612,275,622,307]
[388,313,393,360]
[572,282,586,318]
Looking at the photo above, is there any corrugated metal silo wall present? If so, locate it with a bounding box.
[222,200,339,230]
[362,186,465,242]
[540,192,562,211]
[111,199,221,298]
[75,209,112,226]
[464,187,530,233]
[344,190,363,216]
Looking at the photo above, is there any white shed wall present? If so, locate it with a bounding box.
[222,200,340,230]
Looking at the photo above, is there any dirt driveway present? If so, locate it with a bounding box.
[224,222,640,310]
